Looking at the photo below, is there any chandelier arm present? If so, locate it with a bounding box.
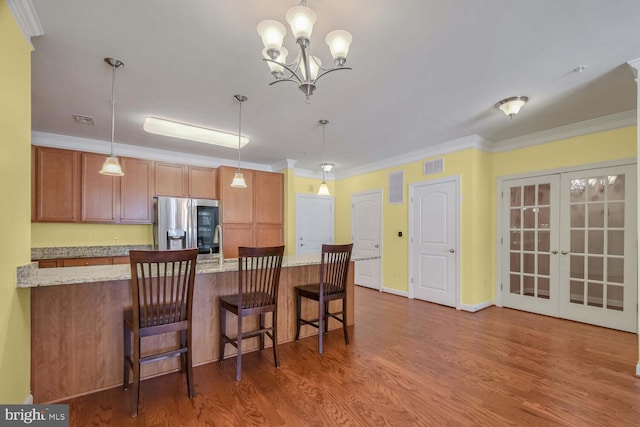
[262,58,304,85]
[268,78,302,86]
[313,66,352,84]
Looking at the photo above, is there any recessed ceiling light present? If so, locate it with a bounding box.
[143,117,249,149]
[73,114,95,125]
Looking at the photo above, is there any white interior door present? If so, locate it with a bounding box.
[409,178,459,307]
[501,175,561,317]
[351,190,382,290]
[500,165,637,332]
[559,166,637,332]
[295,194,334,255]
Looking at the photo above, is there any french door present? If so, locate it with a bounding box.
[501,165,637,332]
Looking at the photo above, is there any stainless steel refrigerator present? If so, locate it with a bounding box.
[153,196,221,254]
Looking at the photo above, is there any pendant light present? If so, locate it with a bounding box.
[230,95,248,188]
[317,119,330,196]
[100,57,125,176]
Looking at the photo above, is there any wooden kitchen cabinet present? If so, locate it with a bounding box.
[35,146,81,222]
[219,166,284,257]
[255,224,284,247]
[81,152,120,222]
[120,157,154,223]
[189,166,218,199]
[255,171,284,225]
[221,224,254,258]
[155,162,188,197]
[219,166,254,224]
[37,256,130,268]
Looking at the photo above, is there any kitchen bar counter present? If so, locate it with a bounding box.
[18,254,361,287]
[28,253,364,403]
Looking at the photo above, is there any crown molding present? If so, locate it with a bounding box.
[293,168,335,180]
[492,110,636,153]
[7,0,43,47]
[31,131,272,171]
[272,158,297,172]
[336,134,492,179]
[627,58,640,77]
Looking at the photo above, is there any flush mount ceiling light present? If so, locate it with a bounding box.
[230,95,248,188]
[317,119,331,196]
[100,57,125,176]
[320,162,334,172]
[495,96,529,118]
[257,0,353,101]
[143,117,249,149]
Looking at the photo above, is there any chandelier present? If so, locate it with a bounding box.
[257,1,353,101]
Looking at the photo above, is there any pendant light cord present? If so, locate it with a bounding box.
[237,99,242,171]
[110,64,116,156]
[321,122,326,181]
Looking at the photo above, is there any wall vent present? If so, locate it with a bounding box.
[424,158,444,175]
[388,171,403,204]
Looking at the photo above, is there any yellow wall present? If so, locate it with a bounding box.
[335,149,495,305]
[0,1,33,403]
[334,126,635,307]
[31,223,152,247]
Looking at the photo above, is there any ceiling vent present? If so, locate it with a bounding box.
[424,158,444,176]
[72,114,95,125]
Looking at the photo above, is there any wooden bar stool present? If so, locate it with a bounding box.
[219,245,285,381]
[295,243,353,354]
[123,248,198,417]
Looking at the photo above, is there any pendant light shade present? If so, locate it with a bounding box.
[317,119,331,196]
[100,57,125,176]
[230,95,248,188]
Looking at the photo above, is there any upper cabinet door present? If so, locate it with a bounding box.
[220,166,254,224]
[81,152,120,223]
[155,162,188,197]
[255,171,284,225]
[120,157,154,223]
[35,147,81,222]
[189,166,218,199]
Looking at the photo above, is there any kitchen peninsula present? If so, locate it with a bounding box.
[19,254,356,403]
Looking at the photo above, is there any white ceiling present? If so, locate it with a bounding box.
[29,0,640,174]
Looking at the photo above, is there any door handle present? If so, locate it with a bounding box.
[300,243,304,247]
[449,249,455,253]
[551,250,558,254]
[561,250,569,255]
[374,244,379,248]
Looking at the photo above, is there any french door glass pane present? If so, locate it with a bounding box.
[568,173,626,312]
[507,181,553,300]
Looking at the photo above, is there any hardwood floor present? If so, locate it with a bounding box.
[65,286,640,426]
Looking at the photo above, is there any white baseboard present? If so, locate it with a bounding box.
[23,394,33,405]
[381,287,409,297]
[459,300,494,312]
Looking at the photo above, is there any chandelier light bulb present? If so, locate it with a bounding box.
[326,30,352,65]
[263,47,288,77]
[257,20,286,53]
[286,5,317,40]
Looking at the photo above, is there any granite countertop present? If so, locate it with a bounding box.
[17,254,376,288]
[31,245,152,260]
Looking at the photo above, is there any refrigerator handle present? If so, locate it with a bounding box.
[188,200,196,250]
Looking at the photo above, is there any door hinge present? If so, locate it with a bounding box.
[352,203,354,208]
[501,283,503,291]
[411,277,413,284]
[500,237,503,244]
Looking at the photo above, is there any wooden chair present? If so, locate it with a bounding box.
[123,248,198,417]
[295,243,353,354]
[219,245,285,381]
